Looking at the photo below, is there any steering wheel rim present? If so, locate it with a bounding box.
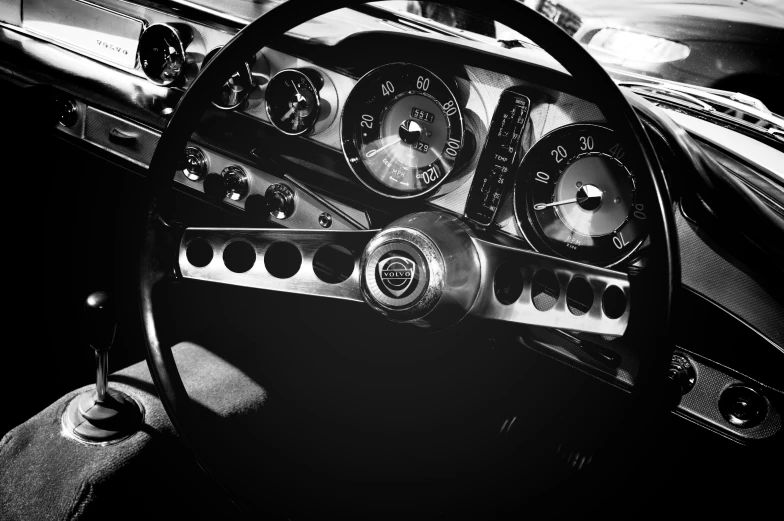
[140,0,679,514]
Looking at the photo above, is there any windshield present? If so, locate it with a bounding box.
[378,0,784,116]
[171,0,784,115]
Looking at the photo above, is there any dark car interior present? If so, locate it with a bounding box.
[1,0,782,519]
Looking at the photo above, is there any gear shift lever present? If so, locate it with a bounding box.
[61,292,142,444]
[85,291,116,402]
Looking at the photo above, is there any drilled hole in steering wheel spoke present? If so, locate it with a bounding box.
[602,285,628,319]
[223,241,257,273]
[313,244,355,284]
[263,242,302,279]
[494,262,525,305]
[531,269,560,311]
[566,277,594,316]
[185,239,213,268]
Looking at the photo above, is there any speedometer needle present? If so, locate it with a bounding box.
[365,138,401,158]
[534,198,577,211]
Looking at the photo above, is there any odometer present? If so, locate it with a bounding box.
[514,124,648,267]
[341,63,464,198]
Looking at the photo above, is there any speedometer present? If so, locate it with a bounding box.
[341,63,464,198]
[514,124,648,267]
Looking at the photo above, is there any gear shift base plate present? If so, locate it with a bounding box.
[62,388,143,445]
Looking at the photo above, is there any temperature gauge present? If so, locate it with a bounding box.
[464,88,530,226]
[265,69,323,136]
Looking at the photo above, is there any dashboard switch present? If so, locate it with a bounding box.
[669,352,697,394]
[222,165,249,201]
[265,183,295,219]
[666,351,697,407]
[56,96,78,127]
[181,146,208,181]
[719,385,767,428]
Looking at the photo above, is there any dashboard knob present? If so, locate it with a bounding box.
[719,385,767,428]
[55,96,78,127]
[666,352,697,407]
[265,183,295,219]
[181,146,208,181]
[222,165,249,201]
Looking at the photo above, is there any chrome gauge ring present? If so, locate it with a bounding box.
[341,62,465,198]
[514,123,649,266]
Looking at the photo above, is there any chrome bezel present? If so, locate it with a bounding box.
[265,68,322,136]
[138,22,188,87]
[203,46,255,110]
[182,146,209,181]
[512,122,648,268]
[340,62,465,200]
[221,165,249,201]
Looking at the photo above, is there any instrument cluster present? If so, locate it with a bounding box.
[259,61,648,268]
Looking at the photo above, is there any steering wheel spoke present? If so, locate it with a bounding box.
[179,227,379,301]
[470,238,631,336]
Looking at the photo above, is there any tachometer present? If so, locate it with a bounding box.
[341,63,464,198]
[514,124,648,267]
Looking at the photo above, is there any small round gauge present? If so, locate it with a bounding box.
[265,69,323,136]
[341,63,464,198]
[514,124,648,267]
[138,23,192,86]
[203,48,254,110]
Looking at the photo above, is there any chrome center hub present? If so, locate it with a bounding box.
[360,212,481,326]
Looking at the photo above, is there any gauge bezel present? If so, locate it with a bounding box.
[265,68,322,136]
[138,23,189,87]
[340,62,464,200]
[203,47,254,110]
[513,123,648,267]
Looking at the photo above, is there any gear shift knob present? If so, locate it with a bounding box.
[85,291,116,353]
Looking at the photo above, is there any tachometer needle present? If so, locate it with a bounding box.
[535,184,604,211]
[365,138,401,158]
[534,198,577,211]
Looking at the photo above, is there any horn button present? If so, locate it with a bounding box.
[360,212,481,326]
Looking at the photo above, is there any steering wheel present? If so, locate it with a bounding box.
[141,0,678,516]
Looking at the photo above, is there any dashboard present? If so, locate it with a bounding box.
[1,0,782,449]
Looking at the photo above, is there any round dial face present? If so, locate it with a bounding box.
[514,124,648,267]
[204,48,254,110]
[265,69,321,135]
[138,24,186,86]
[341,63,464,198]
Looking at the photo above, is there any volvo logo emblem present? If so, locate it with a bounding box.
[365,242,429,308]
[377,255,417,297]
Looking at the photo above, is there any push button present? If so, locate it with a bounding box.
[719,384,766,428]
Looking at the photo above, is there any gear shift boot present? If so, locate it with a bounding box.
[62,389,143,444]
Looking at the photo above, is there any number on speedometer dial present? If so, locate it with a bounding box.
[341,63,464,198]
[514,124,648,267]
